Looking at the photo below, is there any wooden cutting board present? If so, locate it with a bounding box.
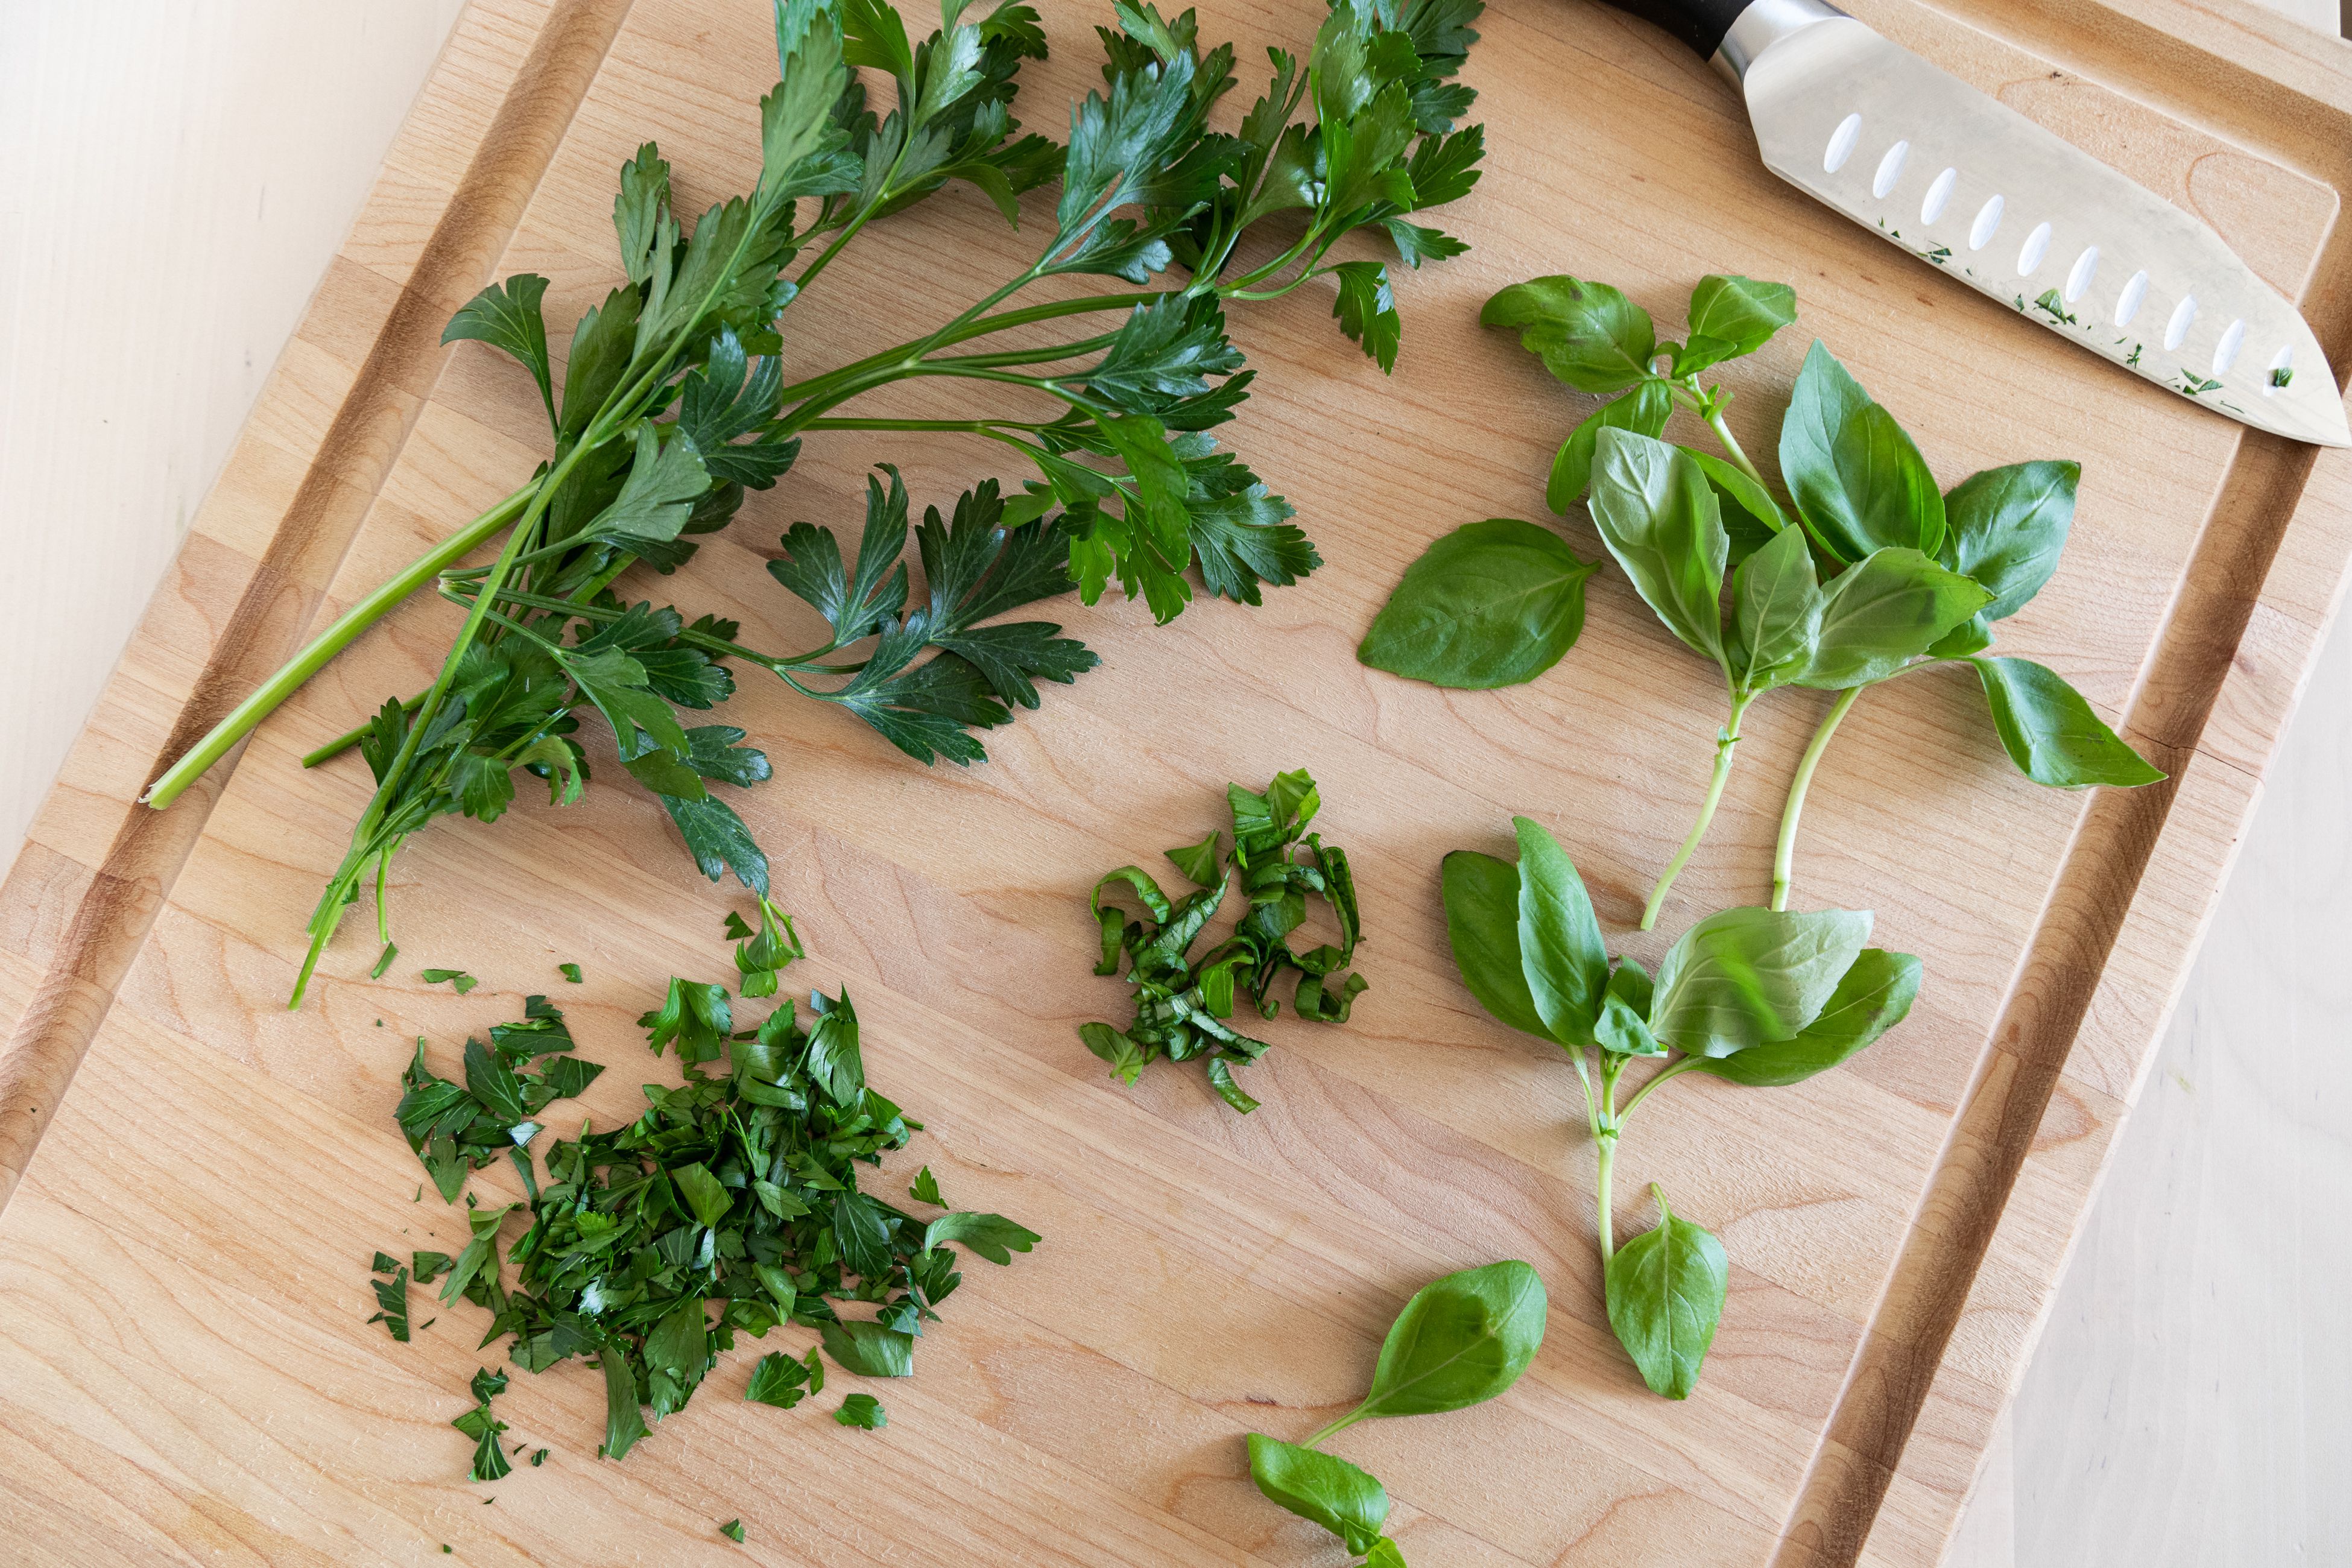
[5,0,2349,1562]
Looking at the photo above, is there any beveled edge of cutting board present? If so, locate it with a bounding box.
[1,2,2348,1565]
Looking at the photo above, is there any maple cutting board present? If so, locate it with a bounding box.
[5,0,2351,1563]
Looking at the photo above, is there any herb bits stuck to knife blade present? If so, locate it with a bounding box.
[1081,770,1366,1112]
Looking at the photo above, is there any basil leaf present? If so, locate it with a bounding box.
[1549,379,1672,510]
[1970,657,2165,787]
[1246,1435,1391,1556]
[1165,831,1222,887]
[1481,276,1657,394]
[1358,519,1596,689]
[1693,949,1921,1086]
[923,1210,1042,1265]
[1588,429,1729,674]
[1511,817,1608,1048]
[1604,1188,1727,1400]
[1798,548,1990,690]
[1939,460,2078,623]
[1358,1259,1547,1417]
[1781,341,1944,560]
[1687,449,1788,567]
[1729,522,1821,692]
[820,1318,916,1377]
[1440,850,1546,1038]
[1649,906,1872,1058]
[1674,274,1797,375]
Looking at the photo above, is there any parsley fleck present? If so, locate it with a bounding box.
[421,969,478,995]
[719,1520,746,1543]
[558,963,584,984]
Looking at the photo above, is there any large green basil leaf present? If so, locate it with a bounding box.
[1970,657,2165,787]
[1938,460,2077,622]
[1550,379,1672,510]
[1798,548,1990,690]
[1692,949,1920,1087]
[1674,274,1797,375]
[1649,906,1872,1057]
[1481,276,1657,394]
[1604,1190,1727,1400]
[1730,522,1821,692]
[1359,1259,1547,1417]
[1781,342,1943,560]
[1245,1435,1390,1556]
[1441,850,1546,1038]
[1358,519,1596,689]
[1513,817,1609,1047]
[1588,429,1730,674]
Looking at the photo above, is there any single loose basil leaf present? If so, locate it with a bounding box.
[1693,949,1921,1087]
[1650,906,1873,1058]
[835,1393,888,1429]
[1798,548,1990,690]
[1440,850,1546,1038]
[1481,276,1658,394]
[1206,1058,1262,1114]
[1730,522,1821,692]
[1358,519,1596,689]
[820,1318,917,1377]
[1512,817,1608,1048]
[1604,1188,1728,1400]
[1938,460,2078,623]
[1549,379,1672,511]
[1778,340,1873,563]
[1674,274,1797,375]
[1588,429,1730,674]
[923,1210,1041,1266]
[1970,657,2165,787]
[1245,1435,1392,1557]
[1359,1259,1547,1418]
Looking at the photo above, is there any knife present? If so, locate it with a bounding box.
[1604,0,2351,447]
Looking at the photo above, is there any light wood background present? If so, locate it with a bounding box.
[1,1,2347,1564]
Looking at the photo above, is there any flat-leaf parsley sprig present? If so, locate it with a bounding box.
[138,0,1493,1006]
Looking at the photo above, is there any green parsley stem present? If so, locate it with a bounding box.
[141,481,537,811]
[1640,692,1752,931]
[1772,686,1861,912]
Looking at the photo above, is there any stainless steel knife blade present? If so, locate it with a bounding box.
[1706,0,2349,446]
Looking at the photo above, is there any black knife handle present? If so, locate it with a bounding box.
[1598,0,1757,60]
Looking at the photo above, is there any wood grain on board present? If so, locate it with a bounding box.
[2,0,2348,1564]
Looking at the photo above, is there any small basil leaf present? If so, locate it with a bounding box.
[1693,949,1921,1086]
[1359,1259,1547,1418]
[1441,850,1546,1038]
[1650,906,1872,1058]
[1595,990,1661,1057]
[1512,817,1608,1048]
[1798,548,1990,690]
[1588,429,1729,675]
[1245,1435,1391,1556]
[1687,449,1788,567]
[1549,379,1672,510]
[1939,460,2077,623]
[1359,519,1597,690]
[1481,276,1657,394]
[1604,1187,1727,1400]
[1970,657,2165,787]
[1674,274,1797,374]
[1730,522,1821,692]
[1165,831,1223,887]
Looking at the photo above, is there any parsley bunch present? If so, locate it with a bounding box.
[138,0,1491,1007]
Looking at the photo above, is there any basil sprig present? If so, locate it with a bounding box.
[1441,817,1917,1398]
[1246,1260,1546,1564]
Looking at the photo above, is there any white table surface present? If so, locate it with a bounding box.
[2,2,2343,1563]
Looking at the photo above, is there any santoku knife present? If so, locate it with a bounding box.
[1602,0,2350,447]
